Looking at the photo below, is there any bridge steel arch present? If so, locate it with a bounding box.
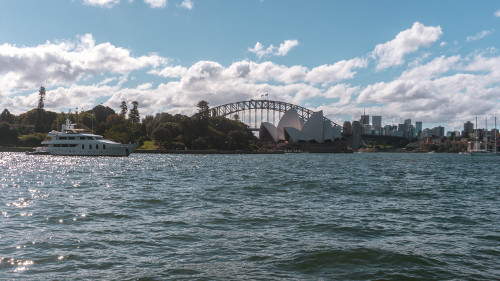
[209,100,340,129]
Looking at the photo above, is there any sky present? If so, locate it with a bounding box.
[1,0,500,131]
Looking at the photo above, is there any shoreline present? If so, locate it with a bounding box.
[0,147,284,154]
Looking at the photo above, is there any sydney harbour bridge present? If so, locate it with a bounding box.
[209,99,340,131]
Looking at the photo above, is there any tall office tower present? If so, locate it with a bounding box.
[463,121,474,138]
[360,114,369,125]
[372,116,382,129]
[416,121,422,137]
[360,109,369,125]
[351,121,362,149]
[433,126,445,137]
[404,119,411,125]
[343,121,352,135]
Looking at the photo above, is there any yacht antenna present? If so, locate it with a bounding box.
[495,116,497,155]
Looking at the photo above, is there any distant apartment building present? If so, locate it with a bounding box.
[351,121,362,149]
[363,124,372,134]
[415,122,422,137]
[432,126,445,137]
[463,121,474,138]
[360,114,370,125]
[372,116,382,134]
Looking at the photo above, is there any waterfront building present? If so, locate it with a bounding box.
[343,121,352,135]
[383,125,393,136]
[351,121,362,149]
[360,114,369,125]
[416,122,422,137]
[260,109,341,144]
[463,121,474,138]
[432,126,445,137]
[363,124,372,135]
[372,116,382,134]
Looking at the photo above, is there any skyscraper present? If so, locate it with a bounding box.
[463,121,474,138]
[360,109,369,125]
[416,121,422,138]
[372,116,382,129]
[372,115,382,135]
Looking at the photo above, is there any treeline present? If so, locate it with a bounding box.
[0,100,259,151]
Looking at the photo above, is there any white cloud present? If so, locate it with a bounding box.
[83,0,169,8]
[3,26,500,131]
[143,0,167,8]
[495,10,500,17]
[322,84,360,106]
[0,34,167,91]
[357,53,500,125]
[277,40,299,56]
[179,0,193,10]
[306,57,368,84]
[248,40,299,58]
[466,30,492,42]
[83,0,120,8]
[371,22,443,71]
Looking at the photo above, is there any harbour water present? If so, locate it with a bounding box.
[1,152,499,280]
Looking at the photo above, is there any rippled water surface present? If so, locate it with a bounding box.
[1,152,499,280]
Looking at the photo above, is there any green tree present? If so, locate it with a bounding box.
[0,122,18,146]
[197,100,210,119]
[88,105,115,134]
[38,86,46,109]
[152,126,172,148]
[0,109,14,123]
[128,101,140,123]
[17,108,58,133]
[119,101,127,117]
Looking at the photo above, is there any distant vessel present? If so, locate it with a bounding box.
[27,119,137,156]
[469,117,499,156]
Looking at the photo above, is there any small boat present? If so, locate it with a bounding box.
[26,147,50,155]
[28,119,137,156]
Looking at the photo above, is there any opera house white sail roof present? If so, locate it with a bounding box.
[260,109,341,144]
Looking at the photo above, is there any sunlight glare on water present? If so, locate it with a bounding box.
[0,152,499,280]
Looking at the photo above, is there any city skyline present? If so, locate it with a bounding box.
[1,0,500,131]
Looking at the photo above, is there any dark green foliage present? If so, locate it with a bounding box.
[128,101,140,123]
[17,108,57,133]
[18,133,45,147]
[119,101,127,117]
[1,109,14,123]
[7,100,260,150]
[38,86,46,109]
[152,126,172,148]
[0,122,18,146]
[89,105,116,133]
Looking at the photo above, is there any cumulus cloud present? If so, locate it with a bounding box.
[83,0,168,8]
[357,53,500,126]
[0,34,167,91]
[179,0,193,10]
[466,30,493,42]
[143,0,167,8]
[248,40,299,58]
[495,10,500,17]
[371,22,443,71]
[306,58,368,84]
[83,0,120,8]
[3,25,500,130]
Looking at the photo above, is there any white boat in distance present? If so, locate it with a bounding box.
[28,119,137,156]
[469,116,499,157]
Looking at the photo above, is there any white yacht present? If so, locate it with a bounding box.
[28,119,137,156]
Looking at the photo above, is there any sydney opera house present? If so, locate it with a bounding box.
[259,110,342,144]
